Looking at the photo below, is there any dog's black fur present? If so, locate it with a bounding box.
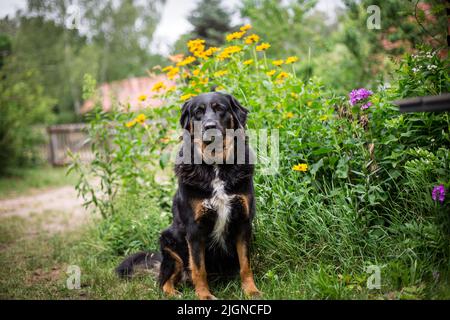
[116,92,260,299]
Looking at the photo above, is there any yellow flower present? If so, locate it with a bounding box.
[167,86,176,93]
[319,115,328,121]
[226,31,245,42]
[307,101,313,107]
[166,67,180,80]
[135,114,146,124]
[272,59,284,67]
[199,77,209,85]
[256,42,270,51]
[193,69,201,76]
[126,120,136,128]
[151,81,167,92]
[292,163,308,172]
[187,39,205,54]
[162,65,174,72]
[177,56,196,67]
[196,47,219,59]
[245,34,260,44]
[266,70,276,77]
[216,85,225,91]
[277,71,289,80]
[180,93,195,101]
[284,112,294,119]
[240,24,252,32]
[217,46,242,60]
[285,56,299,64]
[138,94,147,102]
[290,92,298,98]
[187,39,205,48]
[243,59,254,65]
[205,47,219,54]
[214,70,228,77]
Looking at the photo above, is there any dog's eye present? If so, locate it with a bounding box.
[194,108,204,119]
[213,104,226,113]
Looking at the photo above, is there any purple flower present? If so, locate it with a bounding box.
[349,88,373,106]
[432,185,446,203]
[361,102,372,110]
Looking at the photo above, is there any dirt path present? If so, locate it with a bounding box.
[0,186,90,233]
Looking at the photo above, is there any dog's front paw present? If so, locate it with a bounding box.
[244,288,262,299]
[197,292,218,300]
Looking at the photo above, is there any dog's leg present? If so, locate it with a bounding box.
[236,233,261,298]
[187,239,216,300]
[159,230,183,297]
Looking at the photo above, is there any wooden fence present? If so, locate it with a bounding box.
[47,123,93,166]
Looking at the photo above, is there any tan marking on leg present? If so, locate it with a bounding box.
[162,248,183,297]
[191,199,207,221]
[237,194,250,217]
[187,241,216,300]
[236,237,261,297]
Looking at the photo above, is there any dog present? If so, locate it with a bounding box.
[116,92,261,300]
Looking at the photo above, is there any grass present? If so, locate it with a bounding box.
[1,190,448,300]
[0,166,78,199]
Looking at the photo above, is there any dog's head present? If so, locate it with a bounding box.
[179,92,248,138]
[178,92,249,164]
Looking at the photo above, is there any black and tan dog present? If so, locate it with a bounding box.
[116,92,260,300]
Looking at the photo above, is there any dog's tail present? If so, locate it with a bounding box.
[115,251,162,279]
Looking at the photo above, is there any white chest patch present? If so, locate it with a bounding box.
[203,167,234,250]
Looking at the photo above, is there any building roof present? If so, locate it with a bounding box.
[80,75,175,113]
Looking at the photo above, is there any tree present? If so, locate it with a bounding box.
[0,0,166,123]
[0,40,55,174]
[187,0,233,47]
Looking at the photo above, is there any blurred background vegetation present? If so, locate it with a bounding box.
[0,0,448,174]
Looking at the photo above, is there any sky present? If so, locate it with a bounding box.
[0,0,343,55]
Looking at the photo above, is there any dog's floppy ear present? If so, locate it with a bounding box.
[226,94,249,129]
[180,100,192,130]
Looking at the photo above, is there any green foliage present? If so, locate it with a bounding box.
[0,53,55,175]
[72,28,450,298]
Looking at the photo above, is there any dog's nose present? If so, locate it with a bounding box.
[203,121,216,131]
